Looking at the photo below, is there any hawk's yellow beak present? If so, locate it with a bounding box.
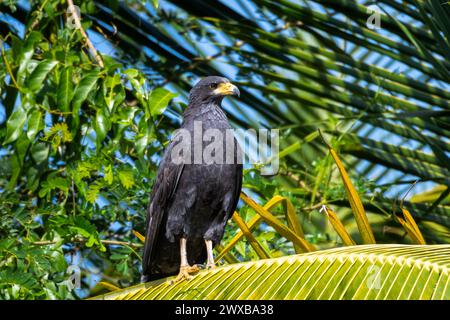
[213,82,240,97]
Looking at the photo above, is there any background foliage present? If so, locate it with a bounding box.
[0,0,449,299]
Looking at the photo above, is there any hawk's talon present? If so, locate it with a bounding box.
[169,265,199,284]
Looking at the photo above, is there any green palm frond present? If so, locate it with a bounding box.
[93,245,450,300]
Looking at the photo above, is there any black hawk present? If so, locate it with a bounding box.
[142,76,243,282]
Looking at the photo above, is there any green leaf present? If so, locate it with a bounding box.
[7,138,30,188]
[123,68,138,78]
[30,142,49,164]
[104,164,113,185]
[135,118,155,156]
[103,73,122,112]
[70,71,99,135]
[38,176,70,198]
[94,106,111,147]
[4,106,27,144]
[57,67,74,112]
[0,271,38,291]
[16,31,42,84]
[118,169,134,189]
[72,71,99,110]
[72,217,97,238]
[147,88,177,118]
[110,254,128,260]
[86,235,97,248]
[25,59,58,92]
[70,227,91,238]
[86,182,101,204]
[42,123,73,151]
[27,110,42,141]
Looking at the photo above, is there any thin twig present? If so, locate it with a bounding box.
[67,0,104,68]
[28,0,50,32]
[400,179,420,208]
[1,37,20,90]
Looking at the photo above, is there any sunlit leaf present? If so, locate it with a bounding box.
[93,245,450,300]
[25,59,58,92]
[4,106,27,144]
[148,88,177,118]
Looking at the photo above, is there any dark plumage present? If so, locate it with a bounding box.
[142,76,243,282]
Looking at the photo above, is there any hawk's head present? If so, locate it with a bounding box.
[189,76,240,104]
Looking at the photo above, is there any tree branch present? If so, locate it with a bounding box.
[67,0,104,68]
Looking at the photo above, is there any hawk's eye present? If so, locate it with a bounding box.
[209,83,218,89]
